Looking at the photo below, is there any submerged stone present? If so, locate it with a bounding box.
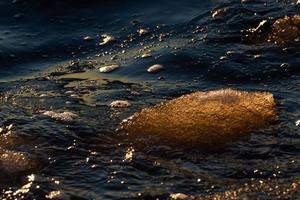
[243,15,300,45]
[147,64,163,73]
[170,179,300,199]
[99,34,115,46]
[0,150,36,174]
[268,15,300,44]
[83,36,93,41]
[141,52,152,58]
[110,100,131,108]
[211,8,226,18]
[137,28,148,36]
[120,89,277,148]
[45,190,68,199]
[43,111,78,122]
[170,193,191,200]
[99,64,120,73]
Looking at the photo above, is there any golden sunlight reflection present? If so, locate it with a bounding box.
[2,174,35,200]
[45,190,61,199]
[124,147,135,162]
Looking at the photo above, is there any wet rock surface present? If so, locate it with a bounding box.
[268,15,300,44]
[120,89,277,148]
[170,179,300,199]
[243,15,300,45]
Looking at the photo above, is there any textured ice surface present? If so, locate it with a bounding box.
[0,151,35,174]
[269,15,300,44]
[43,111,78,122]
[121,89,277,148]
[170,179,300,199]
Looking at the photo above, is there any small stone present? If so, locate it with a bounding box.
[130,91,141,96]
[45,191,66,199]
[131,20,140,25]
[280,63,289,70]
[254,54,262,59]
[296,120,300,127]
[99,64,120,73]
[211,8,226,18]
[43,111,78,122]
[83,36,93,41]
[110,100,131,108]
[7,124,13,131]
[0,151,36,174]
[39,94,47,97]
[137,28,148,36]
[99,34,115,46]
[46,191,60,199]
[268,15,300,44]
[65,90,74,94]
[170,193,189,200]
[147,64,163,73]
[141,53,152,58]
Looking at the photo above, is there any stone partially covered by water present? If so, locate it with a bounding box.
[110,100,131,108]
[147,64,163,73]
[99,34,116,46]
[268,15,300,44]
[43,111,78,122]
[243,15,300,45]
[99,64,120,73]
[121,89,277,148]
[170,179,300,200]
[0,150,36,174]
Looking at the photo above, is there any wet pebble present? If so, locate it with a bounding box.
[99,64,120,73]
[147,64,163,73]
[0,151,36,174]
[141,52,152,58]
[83,36,93,41]
[170,193,191,200]
[110,100,131,108]
[211,8,226,18]
[268,15,300,44]
[43,111,78,122]
[45,190,68,199]
[99,34,115,46]
[280,63,289,70]
[137,28,148,36]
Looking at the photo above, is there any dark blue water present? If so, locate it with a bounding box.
[0,0,300,199]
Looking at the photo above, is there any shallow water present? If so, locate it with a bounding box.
[0,0,300,199]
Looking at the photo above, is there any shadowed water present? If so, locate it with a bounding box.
[0,0,300,199]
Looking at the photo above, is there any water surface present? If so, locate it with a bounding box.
[0,0,300,199]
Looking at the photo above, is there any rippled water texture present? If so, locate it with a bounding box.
[0,0,300,199]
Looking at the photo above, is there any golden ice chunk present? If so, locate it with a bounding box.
[121,89,277,148]
[268,15,300,44]
[0,151,36,174]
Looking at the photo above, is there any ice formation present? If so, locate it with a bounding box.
[121,89,277,148]
[268,15,300,44]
